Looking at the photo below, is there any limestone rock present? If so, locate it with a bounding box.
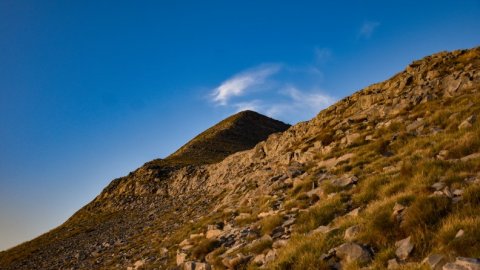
[344,225,361,241]
[422,254,447,270]
[334,242,372,264]
[388,258,400,269]
[395,236,414,260]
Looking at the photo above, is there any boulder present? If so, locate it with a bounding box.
[455,229,465,238]
[253,254,265,265]
[331,175,358,187]
[455,257,480,270]
[206,229,223,239]
[422,254,447,270]
[177,252,187,266]
[395,236,414,260]
[334,242,372,264]
[222,253,251,269]
[264,249,277,264]
[344,225,361,241]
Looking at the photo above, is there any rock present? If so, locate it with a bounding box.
[206,229,223,239]
[392,203,406,221]
[395,236,414,260]
[432,182,446,191]
[331,175,359,187]
[437,150,449,160]
[306,187,324,198]
[455,257,480,270]
[346,133,361,146]
[422,254,447,270]
[177,252,187,266]
[453,189,464,197]
[222,253,251,269]
[183,262,211,270]
[334,243,372,264]
[460,153,480,162]
[388,258,400,269]
[235,213,252,222]
[443,262,469,270]
[282,218,296,227]
[132,259,145,270]
[344,225,361,241]
[455,229,465,238]
[253,254,265,265]
[346,207,361,217]
[407,119,424,132]
[458,115,476,129]
[272,239,288,249]
[190,233,204,240]
[180,239,191,247]
[443,187,453,198]
[264,249,277,264]
[258,211,277,218]
[312,225,336,234]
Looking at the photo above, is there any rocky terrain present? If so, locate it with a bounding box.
[1,46,480,270]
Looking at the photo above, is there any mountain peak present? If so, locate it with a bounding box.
[161,110,290,166]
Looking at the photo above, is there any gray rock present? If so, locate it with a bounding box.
[395,236,414,260]
[422,254,447,270]
[344,225,361,241]
[388,258,400,269]
[443,262,469,270]
[455,257,480,270]
[331,175,358,187]
[335,242,372,264]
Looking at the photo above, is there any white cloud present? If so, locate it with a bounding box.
[359,21,380,39]
[207,48,337,123]
[211,64,281,105]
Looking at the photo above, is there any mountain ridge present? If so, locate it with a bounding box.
[1,46,480,270]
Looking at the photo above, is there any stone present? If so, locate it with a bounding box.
[183,261,211,270]
[395,236,414,260]
[346,133,361,146]
[272,239,288,249]
[346,207,361,217]
[422,254,447,270]
[344,225,361,241]
[443,262,469,270]
[133,259,145,270]
[458,115,476,129]
[453,189,464,197]
[393,203,406,216]
[443,187,453,198]
[312,225,337,234]
[179,239,191,247]
[190,233,204,240]
[432,182,446,191]
[388,258,400,269]
[331,175,358,187]
[264,249,277,264]
[455,229,465,238]
[206,229,223,239]
[407,119,424,132]
[455,257,480,270]
[253,254,265,265]
[222,253,251,269]
[334,243,372,264]
[177,252,187,266]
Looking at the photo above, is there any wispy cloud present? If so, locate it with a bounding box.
[359,21,380,39]
[208,48,337,123]
[211,64,281,105]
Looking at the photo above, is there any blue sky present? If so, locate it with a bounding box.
[1,0,479,250]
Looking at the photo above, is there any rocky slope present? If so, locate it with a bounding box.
[1,47,480,270]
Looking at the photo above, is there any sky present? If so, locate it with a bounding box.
[1,0,479,251]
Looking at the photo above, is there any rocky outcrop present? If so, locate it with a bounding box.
[1,47,480,269]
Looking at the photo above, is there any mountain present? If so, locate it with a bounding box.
[1,47,480,270]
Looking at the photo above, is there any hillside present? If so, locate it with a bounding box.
[1,47,480,270]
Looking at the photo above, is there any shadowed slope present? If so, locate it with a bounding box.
[151,110,290,166]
